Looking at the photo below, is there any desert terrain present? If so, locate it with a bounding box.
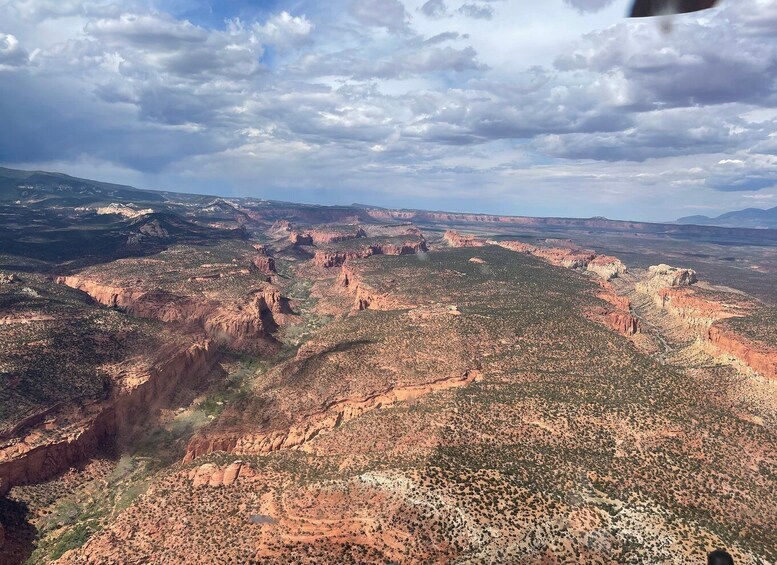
[0,169,775,564]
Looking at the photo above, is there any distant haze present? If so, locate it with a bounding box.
[1,0,777,221]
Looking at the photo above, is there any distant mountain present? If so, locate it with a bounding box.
[677,206,777,229]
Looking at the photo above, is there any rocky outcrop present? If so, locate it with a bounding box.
[289,231,314,246]
[57,276,284,347]
[338,264,405,311]
[313,239,428,268]
[271,220,293,233]
[0,341,221,494]
[637,265,698,295]
[289,227,366,247]
[251,255,276,275]
[497,241,596,270]
[587,255,627,281]
[0,273,18,285]
[184,370,483,462]
[587,280,639,337]
[310,227,367,245]
[189,460,256,487]
[635,265,775,380]
[654,287,735,331]
[708,326,776,381]
[443,231,485,248]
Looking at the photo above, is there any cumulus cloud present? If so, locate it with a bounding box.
[0,33,29,68]
[252,12,314,48]
[1,0,776,219]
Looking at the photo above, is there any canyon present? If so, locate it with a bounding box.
[0,177,775,564]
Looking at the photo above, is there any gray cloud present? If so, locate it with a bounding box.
[562,0,617,14]
[349,0,407,31]
[1,0,776,220]
[420,0,448,19]
[458,3,494,20]
[0,33,29,67]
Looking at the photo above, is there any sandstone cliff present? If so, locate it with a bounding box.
[57,276,284,348]
[184,370,482,461]
[338,264,407,311]
[587,280,639,337]
[635,265,775,380]
[496,241,596,270]
[0,341,221,494]
[251,254,276,275]
[313,238,428,268]
[443,230,485,248]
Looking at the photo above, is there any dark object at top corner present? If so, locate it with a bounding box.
[629,0,719,17]
[708,549,735,565]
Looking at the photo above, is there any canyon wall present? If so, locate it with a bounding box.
[0,341,221,494]
[57,276,284,347]
[636,266,775,381]
[587,281,640,337]
[313,239,428,268]
[184,370,482,461]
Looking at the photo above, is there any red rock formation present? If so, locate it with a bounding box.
[587,255,627,281]
[338,265,405,311]
[587,280,639,337]
[443,230,485,248]
[497,241,596,269]
[314,239,427,268]
[289,231,314,246]
[637,265,775,380]
[271,220,292,233]
[251,255,276,275]
[189,460,256,487]
[0,341,221,494]
[57,276,284,347]
[708,326,776,381]
[184,370,483,461]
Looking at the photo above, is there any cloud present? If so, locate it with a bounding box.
[562,0,617,14]
[420,0,448,19]
[349,0,407,31]
[252,11,314,48]
[0,33,29,68]
[458,3,494,20]
[1,0,776,220]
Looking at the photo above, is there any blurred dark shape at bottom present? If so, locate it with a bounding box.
[708,549,735,565]
[629,0,719,17]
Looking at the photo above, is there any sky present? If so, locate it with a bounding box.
[1,0,777,221]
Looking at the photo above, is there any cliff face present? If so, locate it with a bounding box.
[251,255,276,275]
[636,265,775,380]
[313,239,428,268]
[587,255,628,281]
[338,265,405,311]
[708,326,776,381]
[0,341,221,494]
[587,280,639,337]
[443,230,485,248]
[496,241,596,270]
[184,370,482,461]
[57,276,282,347]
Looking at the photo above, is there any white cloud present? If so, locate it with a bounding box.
[0,33,29,68]
[252,12,314,48]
